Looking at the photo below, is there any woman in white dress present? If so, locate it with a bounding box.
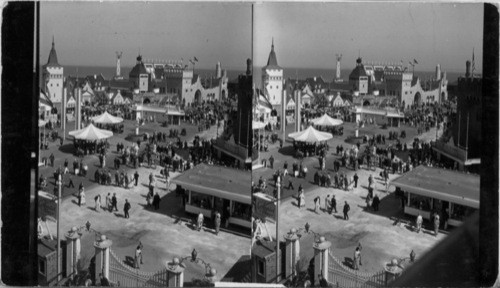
[95,195,101,212]
[197,213,204,231]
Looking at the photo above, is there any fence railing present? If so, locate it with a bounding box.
[108,249,170,287]
[327,251,385,288]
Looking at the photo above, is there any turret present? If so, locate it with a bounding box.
[216,61,222,78]
[465,61,471,78]
[435,64,441,80]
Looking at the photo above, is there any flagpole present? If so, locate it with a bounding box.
[466,112,469,161]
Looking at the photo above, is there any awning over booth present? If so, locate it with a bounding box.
[311,113,343,126]
[69,123,113,140]
[172,163,251,204]
[390,166,479,208]
[92,111,123,124]
[288,126,333,143]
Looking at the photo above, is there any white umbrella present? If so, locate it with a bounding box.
[69,123,113,140]
[252,121,267,130]
[38,119,47,127]
[92,111,123,124]
[311,113,343,126]
[288,126,333,143]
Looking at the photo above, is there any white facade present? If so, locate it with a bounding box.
[43,66,64,104]
[262,68,283,106]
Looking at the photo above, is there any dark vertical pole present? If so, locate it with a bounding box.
[479,3,499,286]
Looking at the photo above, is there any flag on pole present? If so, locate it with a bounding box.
[413,59,418,64]
[194,57,199,62]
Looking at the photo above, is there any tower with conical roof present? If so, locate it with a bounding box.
[129,54,149,93]
[261,38,284,108]
[42,36,64,104]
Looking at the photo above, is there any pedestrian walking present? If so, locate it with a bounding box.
[325,195,331,213]
[153,192,161,210]
[94,195,101,212]
[372,194,380,211]
[78,185,85,207]
[214,211,221,235]
[353,247,362,270]
[49,153,55,167]
[67,175,75,188]
[124,199,131,218]
[314,196,321,214]
[64,159,69,174]
[353,173,359,188]
[434,214,440,236]
[112,193,118,211]
[415,214,423,233]
[269,155,274,169]
[442,208,449,230]
[134,244,143,268]
[343,201,350,220]
[134,171,139,186]
[106,193,112,212]
[197,212,204,231]
[331,195,337,214]
[365,193,372,210]
[287,180,294,190]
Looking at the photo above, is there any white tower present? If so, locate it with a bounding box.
[335,53,343,82]
[261,38,283,108]
[435,64,441,80]
[42,37,64,104]
[115,51,123,79]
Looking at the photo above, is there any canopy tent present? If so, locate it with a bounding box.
[69,123,113,140]
[288,126,333,143]
[311,113,343,126]
[92,111,123,124]
[252,121,267,130]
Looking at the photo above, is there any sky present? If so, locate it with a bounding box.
[40,2,252,70]
[254,2,483,74]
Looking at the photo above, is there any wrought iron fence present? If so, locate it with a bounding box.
[327,251,385,288]
[108,249,170,287]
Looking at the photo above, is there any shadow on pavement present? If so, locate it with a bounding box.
[343,257,354,269]
[58,143,76,155]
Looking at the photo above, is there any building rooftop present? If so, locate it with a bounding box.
[390,165,480,208]
[44,37,61,68]
[263,40,281,70]
[172,163,251,204]
[251,240,276,258]
[38,238,57,258]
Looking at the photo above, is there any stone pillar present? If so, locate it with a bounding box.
[283,228,300,280]
[62,87,67,139]
[313,236,331,286]
[65,227,82,278]
[205,268,217,285]
[165,258,185,287]
[94,234,113,285]
[295,90,301,133]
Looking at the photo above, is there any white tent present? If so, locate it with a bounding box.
[92,111,123,124]
[69,123,113,140]
[252,121,267,130]
[288,126,332,143]
[311,113,343,126]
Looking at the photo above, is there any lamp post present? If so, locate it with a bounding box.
[276,177,280,283]
[56,174,62,282]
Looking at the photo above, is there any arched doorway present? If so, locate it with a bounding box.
[363,100,370,106]
[414,92,422,106]
[441,92,446,102]
[143,98,151,105]
[221,89,226,100]
[194,90,202,104]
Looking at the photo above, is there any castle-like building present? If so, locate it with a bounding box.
[348,57,448,108]
[42,37,64,105]
[261,39,284,110]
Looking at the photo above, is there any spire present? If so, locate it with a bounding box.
[46,36,61,67]
[266,38,279,67]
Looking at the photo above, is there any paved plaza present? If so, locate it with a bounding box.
[254,120,446,274]
[40,119,249,282]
